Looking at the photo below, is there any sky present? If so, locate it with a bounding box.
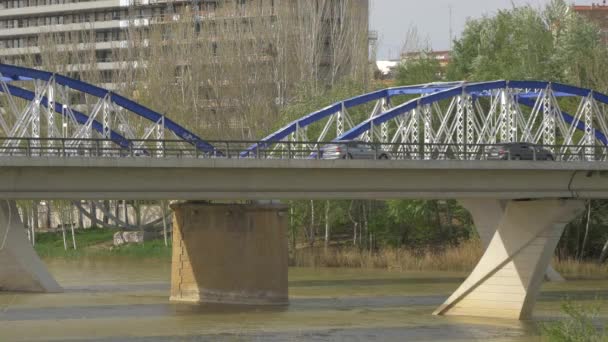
[370,0,596,60]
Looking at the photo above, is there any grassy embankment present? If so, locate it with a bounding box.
[34,228,171,259]
[33,228,608,278]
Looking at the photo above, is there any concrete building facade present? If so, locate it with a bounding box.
[0,0,280,61]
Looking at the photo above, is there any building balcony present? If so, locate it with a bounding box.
[0,19,151,38]
[0,39,147,56]
[0,0,122,19]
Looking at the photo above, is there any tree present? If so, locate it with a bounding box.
[447,6,554,81]
[447,0,608,87]
[395,53,442,86]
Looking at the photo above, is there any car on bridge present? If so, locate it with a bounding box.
[321,140,392,160]
[487,143,554,161]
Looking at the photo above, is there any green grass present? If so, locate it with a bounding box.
[107,239,172,259]
[33,228,171,259]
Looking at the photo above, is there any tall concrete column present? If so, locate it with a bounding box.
[0,200,62,293]
[461,199,565,282]
[435,199,584,320]
[170,202,288,305]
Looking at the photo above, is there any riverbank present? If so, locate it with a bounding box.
[291,240,608,280]
[32,228,608,279]
[34,228,172,259]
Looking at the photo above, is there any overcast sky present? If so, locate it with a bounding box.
[370,0,595,60]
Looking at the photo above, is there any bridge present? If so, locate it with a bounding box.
[0,64,607,320]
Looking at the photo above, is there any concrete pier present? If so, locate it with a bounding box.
[0,200,62,293]
[170,202,288,305]
[435,199,584,320]
[462,199,565,282]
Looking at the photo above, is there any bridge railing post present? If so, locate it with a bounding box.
[26,138,31,157]
[374,142,378,160]
[225,141,230,159]
[420,140,424,161]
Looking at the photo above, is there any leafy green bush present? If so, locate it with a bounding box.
[542,302,607,342]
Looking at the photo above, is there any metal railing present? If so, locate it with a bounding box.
[0,137,606,162]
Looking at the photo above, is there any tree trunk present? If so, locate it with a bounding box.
[90,201,97,228]
[21,203,30,231]
[136,201,143,245]
[348,201,358,246]
[290,204,296,257]
[60,205,67,250]
[69,204,77,250]
[45,201,51,231]
[574,216,582,260]
[32,201,39,233]
[446,201,454,240]
[161,200,168,247]
[114,200,119,225]
[579,200,592,261]
[308,200,315,247]
[103,200,110,226]
[363,201,369,250]
[78,201,84,229]
[600,238,608,264]
[123,200,129,227]
[324,200,330,250]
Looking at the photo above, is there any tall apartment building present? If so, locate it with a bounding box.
[0,0,274,64]
[0,0,370,139]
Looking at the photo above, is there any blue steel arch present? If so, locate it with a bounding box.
[337,80,608,145]
[244,80,608,156]
[0,64,215,152]
[1,83,131,148]
[249,83,463,146]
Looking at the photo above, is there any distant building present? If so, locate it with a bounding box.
[572,2,608,44]
[401,50,451,69]
[375,60,399,79]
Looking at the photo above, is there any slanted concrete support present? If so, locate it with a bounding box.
[170,202,288,305]
[435,199,584,320]
[462,199,565,282]
[0,200,62,293]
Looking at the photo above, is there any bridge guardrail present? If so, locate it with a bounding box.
[0,137,605,162]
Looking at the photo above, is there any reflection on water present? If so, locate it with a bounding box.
[0,257,605,341]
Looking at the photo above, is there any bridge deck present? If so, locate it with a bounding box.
[0,158,606,200]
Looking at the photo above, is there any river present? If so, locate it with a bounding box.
[0,257,606,341]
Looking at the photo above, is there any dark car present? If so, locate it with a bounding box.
[487,143,554,161]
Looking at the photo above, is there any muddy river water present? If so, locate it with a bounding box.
[0,257,606,341]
